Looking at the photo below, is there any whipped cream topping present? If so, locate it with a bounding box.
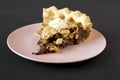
[49,18,68,29]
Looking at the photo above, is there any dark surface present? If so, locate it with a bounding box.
[0,0,120,80]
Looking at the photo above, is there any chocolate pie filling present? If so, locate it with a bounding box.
[33,27,88,55]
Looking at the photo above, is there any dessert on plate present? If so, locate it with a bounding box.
[33,6,92,55]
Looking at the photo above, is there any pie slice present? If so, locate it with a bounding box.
[33,6,92,55]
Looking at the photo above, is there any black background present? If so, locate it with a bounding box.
[0,0,120,80]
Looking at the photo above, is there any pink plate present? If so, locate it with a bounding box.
[7,23,106,63]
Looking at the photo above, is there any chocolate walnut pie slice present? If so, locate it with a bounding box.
[33,6,92,55]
